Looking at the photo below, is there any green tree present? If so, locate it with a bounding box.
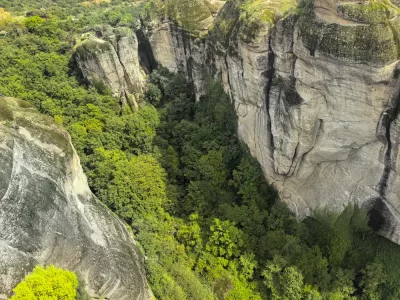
[360,263,386,300]
[123,105,160,153]
[177,213,204,255]
[262,256,305,300]
[109,154,168,220]
[198,149,227,188]
[146,83,162,105]
[25,16,44,33]
[230,155,276,207]
[326,268,356,299]
[10,265,78,300]
[206,219,244,260]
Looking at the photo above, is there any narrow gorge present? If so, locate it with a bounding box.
[76,0,400,243]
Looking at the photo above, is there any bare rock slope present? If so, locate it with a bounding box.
[0,97,150,300]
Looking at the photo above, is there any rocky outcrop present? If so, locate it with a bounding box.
[141,0,400,243]
[0,97,150,299]
[74,26,146,109]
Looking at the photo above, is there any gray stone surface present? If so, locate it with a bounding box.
[0,97,150,300]
[75,27,146,109]
[141,0,400,242]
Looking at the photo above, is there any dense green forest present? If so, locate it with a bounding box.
[2,0,400,299]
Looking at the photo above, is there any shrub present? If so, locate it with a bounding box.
[10,265,79,300]
[145,83,162,105]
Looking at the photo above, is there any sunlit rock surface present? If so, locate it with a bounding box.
[0,97,150,300]
[74,26,146,109]
[141,0,400,243]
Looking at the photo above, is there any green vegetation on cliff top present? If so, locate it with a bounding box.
[240,0,297,25]
[144,0,297,39]
[144,0,216,33]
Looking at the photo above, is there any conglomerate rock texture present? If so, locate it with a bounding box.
[140,0,400,243]
[0,97,150,300]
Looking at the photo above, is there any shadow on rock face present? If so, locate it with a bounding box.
[366,197,391,232]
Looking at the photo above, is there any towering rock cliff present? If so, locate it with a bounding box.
[141,0,400,243]
[0,97,150,299]
[74,26,146,109]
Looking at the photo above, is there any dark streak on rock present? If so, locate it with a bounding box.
[370,77,400,231]
[136,26,158,73]
[265,38,276,152]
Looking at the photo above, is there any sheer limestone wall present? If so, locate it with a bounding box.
[142,0,400,243]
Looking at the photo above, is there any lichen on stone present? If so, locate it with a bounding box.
[337,1,398,24]
[297,1,400,66]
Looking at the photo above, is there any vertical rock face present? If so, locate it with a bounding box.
[142,0,400,243]
[0,97,150,300]
[147,22,210,99]
[74,26,146,108]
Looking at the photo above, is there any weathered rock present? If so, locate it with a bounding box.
[74,27,146,109]
[0,97,150,299]
[141,0,400,243]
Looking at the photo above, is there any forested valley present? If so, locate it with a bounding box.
[2,0,400,299]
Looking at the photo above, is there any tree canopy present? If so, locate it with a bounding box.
[10,265,78,300]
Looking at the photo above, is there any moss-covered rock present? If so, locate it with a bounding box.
[239,0,298,40]
[297,2,399,66]
[208,0,241,46]
[73,28,145,104]
[0,100,14,121]
[0,97,71,154]
[74,39,112,61]
[209,0,298,45]
[145,0,218,34]
[337,1,397,24]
